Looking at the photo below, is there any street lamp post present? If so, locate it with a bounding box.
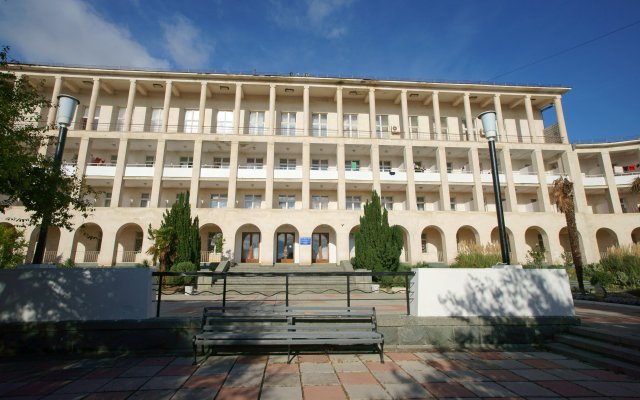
[31,95,80,264]
[477,111,511,265]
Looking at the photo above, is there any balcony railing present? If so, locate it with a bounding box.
[121,251,141,263]
[74,250,100,263]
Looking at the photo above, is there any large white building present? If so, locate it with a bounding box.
[2,64,638,266]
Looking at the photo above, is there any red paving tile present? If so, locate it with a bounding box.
[476,369,524,381]
[235,355,268,364]
[83,367,129,379]
[303,385,348,400]
[158,365,197,376]
[427,359,467,371]
[423,381,477,397]
[337,371,378,385]
[182,374,226,389]
[265,363,299,374]
[519,359,562,369]
[537,380,600,397]
[364,361,402,372]
[6,380,70,396]
[216,386,260,400]
[386,352,420,362]
[298,354,330,363]
[469,351,507,360]
[139,357,174,366]
[580,369,631,381]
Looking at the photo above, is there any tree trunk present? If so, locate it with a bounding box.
[565,202,585,293]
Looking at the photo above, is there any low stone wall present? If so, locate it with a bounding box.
[0,314,578,355]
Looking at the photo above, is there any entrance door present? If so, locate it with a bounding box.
[276,232,295,263]
[241,232,260,263]
[312,233,329,263]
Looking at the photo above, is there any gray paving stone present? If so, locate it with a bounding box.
[128,389,175,400]
[343,384,391,399]
[329,354,361,363]
[403,367,448,383]
[333,362,367,372]
[442,351,472,360]
[140,376,188,390]
[512,368,562,381]
[383,383,432,399]
[461,381,517,397]
[413,352,447,361]
[301,372,339,386]
[501,381,558,397]
[372,371,415,385]
[546,368,595,380]
[53,378,111,394]
[263,373,301,387]
[300,362,334,373]
[551,358,598,369]
[260,385,303,400]
[481,359,530,369]
[358,354,392,363]
[444,370,490,382]
[224,369,263,387]
[267,355,290,364]
[169,357,194,366]
[396,360,432,372]
[170,388,218,400]
[99,377,149,391]
[522,351,567,360]
[578,381,637,396]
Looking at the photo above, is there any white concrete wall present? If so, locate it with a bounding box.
[410,267,574,317]
[0,267,153,322]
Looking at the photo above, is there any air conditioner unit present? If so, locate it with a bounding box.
[391,125,399,133]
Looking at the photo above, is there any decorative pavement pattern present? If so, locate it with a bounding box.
[1,350,639,399]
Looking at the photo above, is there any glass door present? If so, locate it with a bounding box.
[312,233,329,263]
[276,232,295,263]
[241,232,260,263]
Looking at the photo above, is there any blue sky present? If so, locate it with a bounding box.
[0,0,638,143]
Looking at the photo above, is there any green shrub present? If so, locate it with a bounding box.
[57,258,76,268]
[375,264,412,288]
[598,244,640,289]
[524,246,546,269]
[585,263,615,287]
[167,261,197,286]
[451,241,501,268]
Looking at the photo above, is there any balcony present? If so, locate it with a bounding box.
[85,163,116,177]
[62,163,77,176]
[582,174,606,187]
[545,172,563,184]
[124,164,154,177]
[614,171,640,185]
[310,166,338,180]
[238,165,266,179]
[480,170,506,183]
[512,171,539,185]
[274,166,303,180]
[201,165,230,178]
[448,170,474,184]
[379,168,407,182]
[414,169,441,183]
[163,164,193,178]
[345,167,373,181]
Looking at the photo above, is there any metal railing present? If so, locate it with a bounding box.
[152,270,415,317]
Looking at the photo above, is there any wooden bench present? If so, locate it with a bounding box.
[192,305,384,364]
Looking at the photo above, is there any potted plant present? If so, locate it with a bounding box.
[170,261,198,295]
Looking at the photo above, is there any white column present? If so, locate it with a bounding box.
[470,147,484,212]
[463,92,473,141]
[75,137,90,178]
[432,91,441,139]
[368,88,376,137]
[554,96,569,144]
[189,139,203,208]
[302,142,310,208]
[161,81,172,133]
[336,87,344,137]
[561,150,588,214]
[337,143,346,209]
[86,77,101,131]
[303,85,310,136]
[46,75,63,125]
[124,79,136,132]
[493,94,506,141]
[265,141,275,208]
[110,138,129,208]
[436,146,450,211]
[532,149,552,212]
[601,151,623,213]
[227,141,239,208]
[371,143,381,195]
[524,95,537,141]
[400,90,409,139]
[150,140,166,208]
[269,84,276,135]
[198,82,208,134]
[500,147,518,212]
[404,144,417,211]
[233,84,242,135]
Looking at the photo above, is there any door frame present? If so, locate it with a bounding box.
[312,232,330,263]
[241,232,260,263]
[276,232,296,263]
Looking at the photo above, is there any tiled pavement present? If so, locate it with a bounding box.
[2,349,640,399]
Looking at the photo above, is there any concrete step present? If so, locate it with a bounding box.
[545,342,640,378]
[568,325,640,350]
[554,333,640,366]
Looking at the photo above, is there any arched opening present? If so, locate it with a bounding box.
[596,228,619,259]
[200,223,223,263]
[72,223,103,263]
[274,224,299,264]
[632,227,640,244]
[491,227,516,262]
[114,223,144,264]
[421,226,444,262]
[235,224,261,264]
[26,226,61,263]
[396,225,410,263]
[524,226,550,263]
[348,225,360,259]
[559,227,585,263]
[311,224,337,264]
[456,225,479,249]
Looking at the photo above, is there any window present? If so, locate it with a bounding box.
[246,158,263,169]
[312,195,329,210]
[346,196,361,210]
[382,196,393,210]
[450,197,456,211]
[150,108,162,132]
[116,107,126,131]
[280,112,296,136]
[175,193,182,204]
[279,159,297,170]
[179,156,193,167]
[81,106,100,130]
[343,114,358,137]
[278,195,296,209]
[446,162,453,173]
[440,116,449,134]
[312,113,328,137]
[249,111,265,135]
[104,192,112,207]
[134,232,143,252]
[140,193,150,208]
[184,109,199,133]
[244,194,262,209]
[417,196,425,211]
[375,115,389,137]
[621,198,628,213]
[312,159,328,170]
[421,232,428,253]
[461,118,476,137]
[537,233,545,251]
[207,232,222,252]
[414,161,424,172]
[210,193,227,208]
[212,157,230,168]
[110,155,118,165]
[216,110,233,134]
[145,155,155,167]
[345,160,360,171]
[379,161,391,172]
[409,116,419,135]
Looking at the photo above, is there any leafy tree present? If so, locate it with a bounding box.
[353,191,404,272]
[0,47,93,233]
[0,224,27,268]
[550,177,585,293]
[632,176,640,194]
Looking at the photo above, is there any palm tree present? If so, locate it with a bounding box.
[146,225,176,272]
[550,177,585,293]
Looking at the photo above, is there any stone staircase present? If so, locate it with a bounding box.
[545,325,640,378]
[206,263,372,296]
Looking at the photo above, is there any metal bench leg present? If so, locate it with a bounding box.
[379,343,384,363]
[287,345,292,364]
[192,341,198,365]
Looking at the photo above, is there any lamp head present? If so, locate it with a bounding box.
[56,95,80,127]
[477,111,497,140]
